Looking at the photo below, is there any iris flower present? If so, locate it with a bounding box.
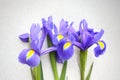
[41,17,75,63]
[18,23,47,67]
[70,19,106,57]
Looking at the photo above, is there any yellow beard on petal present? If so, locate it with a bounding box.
[98,41,104,49]
[57,34,64,41]
[26,50,35,60]
[63,42,71,50]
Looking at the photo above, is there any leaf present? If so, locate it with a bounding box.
[86,62,94,80]
[47,36,59,80]
[60,61,68,80]
[80,50,88,80]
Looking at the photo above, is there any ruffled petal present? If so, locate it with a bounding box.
[94,40,106,57]
[19,33,29,42]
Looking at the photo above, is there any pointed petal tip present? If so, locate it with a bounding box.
[19,33,29,42]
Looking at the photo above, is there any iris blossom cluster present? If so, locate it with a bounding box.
[18,16,106,67]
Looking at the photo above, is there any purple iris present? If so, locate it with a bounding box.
[71,19,106,57]
[18,23,47,67]
[41,17,74,63]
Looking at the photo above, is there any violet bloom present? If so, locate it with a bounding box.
[71,19,106,57]
[18,24,47,67]
[41,17,74,63]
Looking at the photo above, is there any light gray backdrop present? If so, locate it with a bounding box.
[0,0,120,80]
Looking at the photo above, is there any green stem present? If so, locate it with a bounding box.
[47,36,59,80]
[60,61,68,80]
[30,67,35,80]
[80,50,88,80]
[32,61,44,80]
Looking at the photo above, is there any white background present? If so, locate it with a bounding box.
[0,0,120,80]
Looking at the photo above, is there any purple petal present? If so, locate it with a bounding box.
[79,19,88,32]
[40,46,57,55]
[30,40,39,53]
[26,51,40,67]
[94,40,106,57]
[73,41,84,50]
[59,19,68,33]
[18,49,29,64]
[19,33,29,42]
[42,16,53,30]
[81,31,93,50]
[93,29,104,43]
[30,24,41,40]
[68,26,79,41]
[46,16,53,30]
[56,54,64,63]
[37,27,47,51]
[18,49,40,67]
[52,34,64,45]
[57,40,74,60]
[53,24,58,34]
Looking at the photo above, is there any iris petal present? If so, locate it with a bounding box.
[52,34,64,45]
[26,51,40,67]
[93,29,104,43]
[18,49,40,67]
[30,24,41,40]
[94,40,106,57]
[79,19,88,32]
[18,49,29,64]
[19,33,29,42]
[57,41,74,60]
[81,31,93,50]
[37,27,47,51]
[56,54,64,63]
[40,46,57,55]
[59,19,68,34]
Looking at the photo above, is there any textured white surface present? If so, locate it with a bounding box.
[0,0,120,80]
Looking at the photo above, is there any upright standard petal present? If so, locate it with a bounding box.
[81,30,93,50]
[30,24,41,40]
[19,33,29,42]
[79,19,88,32]
[18,49,40,67]
[94,40,106,57]
[59,19,68,34]
[57,40,74,60]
